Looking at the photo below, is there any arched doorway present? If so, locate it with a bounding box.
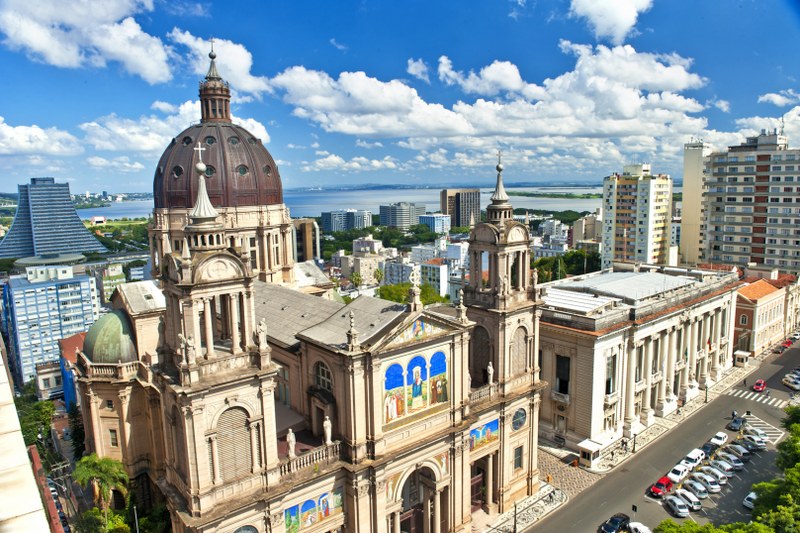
[398,466,447,533]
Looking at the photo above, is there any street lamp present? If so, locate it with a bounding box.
[632,433,638,454]
[705,385,709,403]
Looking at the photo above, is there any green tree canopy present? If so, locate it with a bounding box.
[74,454,129,527]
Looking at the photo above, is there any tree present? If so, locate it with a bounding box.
[68,403,86,459]
[350,272,362,288]
[373,268,384,285]
[74,454,129,529]
[377,283,448,306]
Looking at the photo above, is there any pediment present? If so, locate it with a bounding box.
[472,224,500,244]
[380,313,454,351]
[506,224,528,244]
[195,254,245,283]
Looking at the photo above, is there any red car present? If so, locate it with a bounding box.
[753,379,767,392]
[649,476,673,498]
[784,339,794,347]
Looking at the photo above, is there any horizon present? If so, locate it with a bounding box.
[0,1,797,193]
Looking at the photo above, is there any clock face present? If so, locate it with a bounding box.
[512,408,527,430]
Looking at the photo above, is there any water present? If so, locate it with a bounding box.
[77,187,609,220]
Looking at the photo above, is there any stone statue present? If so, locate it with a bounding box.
[177,333,194,365]
[323,415,333,446]
[487,361,494,385]
[286,428,296,459]
[256,318,268,350]
[532,268,538,285]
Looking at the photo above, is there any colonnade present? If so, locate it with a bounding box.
[467,249,530,293]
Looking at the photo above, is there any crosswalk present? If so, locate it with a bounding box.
[725,388,789,409]
[739,413,785,444]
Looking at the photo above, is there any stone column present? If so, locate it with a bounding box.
[641,338,655,426]
[433,489,441,533]
[486,454,495,512]
[210,435,222,484]
[230,293,240,353]
[249,422,260,472]
[393,512,401,533]
[699,314,709,387]
[656,330,669,415]
[624,341,637,437]
[423,487,431,533]
[712,309,722,379]
[688,318,698,389]
[679,321,689,399]
[203,298,215,358]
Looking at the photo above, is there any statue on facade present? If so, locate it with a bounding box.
[177,333,194,365]
[256,318,268,350]
[532,268,538,285]
[286,428,297,459]
[323,415,333,446]
[487,361,494,385]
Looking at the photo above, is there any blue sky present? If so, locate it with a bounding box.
[0,0,799,193]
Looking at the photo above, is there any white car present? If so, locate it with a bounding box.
[743,434,767,450]
[700,465,728,485]
[690,472,721,493]
[628,523,652,533]
[783,376,800,390]
[679,448,706,470]
[716,452,744,471]
[709,431,728,446]
[744,427,768,440]
[675,488,702,512]
[667,464,690,484]
[743,491,757,510]
[683,479,708,499]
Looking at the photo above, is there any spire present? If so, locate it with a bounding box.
[486,150,513,225]
[199,40,231,123]
[346,310,359,351]
[490,150,510,203]
[206,39,222,81]
[188,143,219,223]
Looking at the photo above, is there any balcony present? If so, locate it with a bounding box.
[551,390,570,405]
[604,392,619,408]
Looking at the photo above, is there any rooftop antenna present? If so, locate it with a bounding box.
[780,115,785,136]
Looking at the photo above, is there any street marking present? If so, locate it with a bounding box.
[737,413,785,444]
[725,389,788,408]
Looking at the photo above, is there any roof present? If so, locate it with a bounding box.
[542,287,622,314]
[83,310,137,364]
[115,281,165,314]
[58,332,87,364]
[293,260,333,288]
[252,282,343,349]
[424,258,447,266]
[299,295,407,350]
[561,272,696,303]
[738,279,781,301]
[743,273,797,289]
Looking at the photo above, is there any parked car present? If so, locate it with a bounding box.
[649,476,673,498]
[683,479,709,499]
[665,495,690,518]
[690,472,721,493]
[628,523,652,533]
[700,465,728,485]
[675,488,702,511]
[709,431,728,446]
[743,491,757,510]
[783,376,800,390]
[744,427,769,440]
[753,379,767,392]
[791,332,800,340]
[709,459,735,475]
[667,464,691,484]
[700,441,720,458]
[784,339,794,347]
[726,444,751,461]
[680,449,706,470]
[727,417,745,431]
[743,434,767,450]
[597,513,631,533]
[738,438,760,452]
[716,452,744,470]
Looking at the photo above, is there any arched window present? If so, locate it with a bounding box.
[217,407,252,481]
[470,326,491,386]
[739,314,748,326]
[511,327,527,376]
[233,526,258,533]
[315,361,333,392]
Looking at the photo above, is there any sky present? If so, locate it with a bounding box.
[0,0,799,193]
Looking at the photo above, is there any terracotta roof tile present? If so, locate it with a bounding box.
[738,279,781,300]
[59,331,86,364]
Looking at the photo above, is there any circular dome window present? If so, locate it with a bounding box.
[204,165,216,177]
[229,136,240,145]
[248,137,257,145]
[237,165,248,176]
[173,165,184,178]
[263,165,272,176]
[205,136,216,145]
[182,136,192,146]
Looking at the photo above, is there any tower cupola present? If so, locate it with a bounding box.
[199,44,231,123]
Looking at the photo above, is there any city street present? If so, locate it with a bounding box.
[530,341,800,532]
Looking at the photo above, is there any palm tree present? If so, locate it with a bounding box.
[73,453,129,528]
[351,272,362,288]
[373,268,384,285]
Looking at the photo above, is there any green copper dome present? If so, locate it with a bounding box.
[84,310,137,364]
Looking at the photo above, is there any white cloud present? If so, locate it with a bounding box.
[438,56,546,100]
[302,153,398,172]
[86,155,145,172]
[168,29,271,98]
[712,99,731,113]
[758,89,800,107]
[407,58,430,83]
[0,0,172,83]
[0,116,83,155]
[569,0,653,45]
[330,38,348,51]
[356,139,384,148]
[151,100,177,113]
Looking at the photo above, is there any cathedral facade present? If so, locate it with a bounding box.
[74,52,545,533]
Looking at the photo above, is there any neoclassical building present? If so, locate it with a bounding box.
[536,265,740,468]
[74,52,545,533]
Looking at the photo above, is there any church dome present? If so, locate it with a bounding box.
[153,51,283,209]
[83,310,137,364]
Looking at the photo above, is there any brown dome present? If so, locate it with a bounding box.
[153,122,283,209]
[153,50,284,209]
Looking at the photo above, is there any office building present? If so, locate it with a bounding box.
[601,164,673,268]
[571,209,602,246]
[292,218,321,262]
[440,188,481,227]
[421,258,449,297]
[379,202,426,229]
[704,129,800,270]
[681,140,712,265]
[3,266,99,386]
[321,209,372,232]
[0,177,108,259]
[419,213,451,234]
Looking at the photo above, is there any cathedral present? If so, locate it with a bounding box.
[74,51,545,533]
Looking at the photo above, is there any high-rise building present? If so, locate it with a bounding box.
[0,177,107,259]
[681,140,712,265]
[292,218,321,262]
[704,129,800,270]
[440,188,481,227]
[320,209,372,232]
[2,266,99,386]
[378,202,425,229]
[419,213,451,234]
[601,164,673,268]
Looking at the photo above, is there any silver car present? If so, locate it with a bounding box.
[690,472,721,493]
[683,479,708,499]
[700,465,728,485]
[675,488,702,511]
[716,452,744,471]
[665,495,690,518]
